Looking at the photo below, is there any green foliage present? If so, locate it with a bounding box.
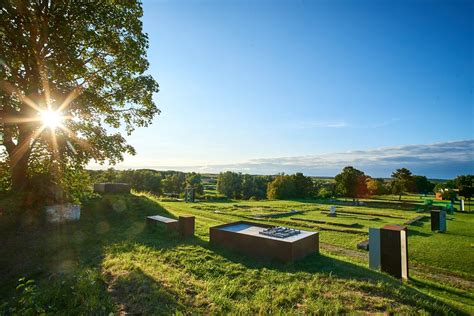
[433,180,458,201]
[0,151,11,194]
[292,172,315,198]
[216,172,273,200]
[217,171,243,199]
[5,163,95,206]
[2,271,115,315]
[201,193,228,201]
[412,175,434,194]
[6,278,45,315]
[455,175,473,199]
[335,166,368,199]
[366,178,385,196]
[61,167,95,204]
[0,1,159,191]
[241,174,271,200]
[267,174,296,199]
[317,187,332,199]
[185,172,204,195]
[88,169,188,195]
[266,173,316,200]
[161,172,186,194]
[391,168,413,200]
[117,169,163,194]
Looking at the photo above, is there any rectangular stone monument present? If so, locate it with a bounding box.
[431,210,440,231]
[46,204,81,223]
[380,225,408,280]
[461,199,465,211]
[369,227,381,270]
[179,215,195,237]
[431,210,446,232]
[210,221,319,262]
[439,210,446,232]
[146,215,178,231]
[147,214,195,237]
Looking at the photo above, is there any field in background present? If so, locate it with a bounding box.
[0,193,472,314]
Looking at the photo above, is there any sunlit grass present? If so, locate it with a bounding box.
[0,193,472,314]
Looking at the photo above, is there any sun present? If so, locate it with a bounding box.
[40,109,63,129]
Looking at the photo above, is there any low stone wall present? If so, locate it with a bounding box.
[46,204,81,223]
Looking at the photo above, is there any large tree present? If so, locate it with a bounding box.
[0,1,159,192]
[391,168,413,200]
[291,172,314,198]
[334,166,368,201]
[454,175,473,203]
[267,174,296,200]
[217,171,242,199]
[412,175,434,194]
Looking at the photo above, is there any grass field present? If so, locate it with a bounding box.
[1,193,473,314]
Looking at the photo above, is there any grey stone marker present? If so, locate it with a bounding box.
[461,199,465,211]
[369,227,381,270]
[328,206,336,217]
[46,204,81,223]
[439,210,447,232]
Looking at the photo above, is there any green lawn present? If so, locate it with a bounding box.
[0,193,473,314]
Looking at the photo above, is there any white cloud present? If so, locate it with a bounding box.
[92,140,474,179]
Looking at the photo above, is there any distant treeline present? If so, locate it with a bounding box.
[87,168,473,201]
[88,169,204,196]
[333,167,472,201]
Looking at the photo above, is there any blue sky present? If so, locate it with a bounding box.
[103,0,473,178]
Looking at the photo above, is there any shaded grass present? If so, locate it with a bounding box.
[0,192,472,314]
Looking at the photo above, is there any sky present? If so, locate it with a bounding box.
[96,0,474,178]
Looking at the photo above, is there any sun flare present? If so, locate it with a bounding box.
[40,109,63,129]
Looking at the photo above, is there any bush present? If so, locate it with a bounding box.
[318,187,332,199]
[201,194,228,202]
[1,271,116,315]
[267,175,296,199]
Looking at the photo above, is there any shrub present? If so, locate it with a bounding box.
[1,271,116,314]
[318,187,332,199]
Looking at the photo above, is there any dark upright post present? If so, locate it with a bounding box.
[380,225,408,280]
[179,215,195,237]
[431,210,440,231]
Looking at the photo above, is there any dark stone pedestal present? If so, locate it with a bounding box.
[380,225,408,280]
[179,215,195,237]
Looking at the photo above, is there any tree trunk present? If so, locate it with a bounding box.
[11,153,29,191]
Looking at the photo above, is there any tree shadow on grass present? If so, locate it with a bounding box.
[0,194,178,302]
[106,267,184,315]
[409,277,474,301]
[1,194,468,315]
[407,229,432,237]
[407,217,429,227]
[202,241,468,315]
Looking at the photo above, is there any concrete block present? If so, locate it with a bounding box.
[369,228,381,270]
[179,215,195,237]
[46,204,81,223]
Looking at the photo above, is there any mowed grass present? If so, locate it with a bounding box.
[0,193,473,314]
